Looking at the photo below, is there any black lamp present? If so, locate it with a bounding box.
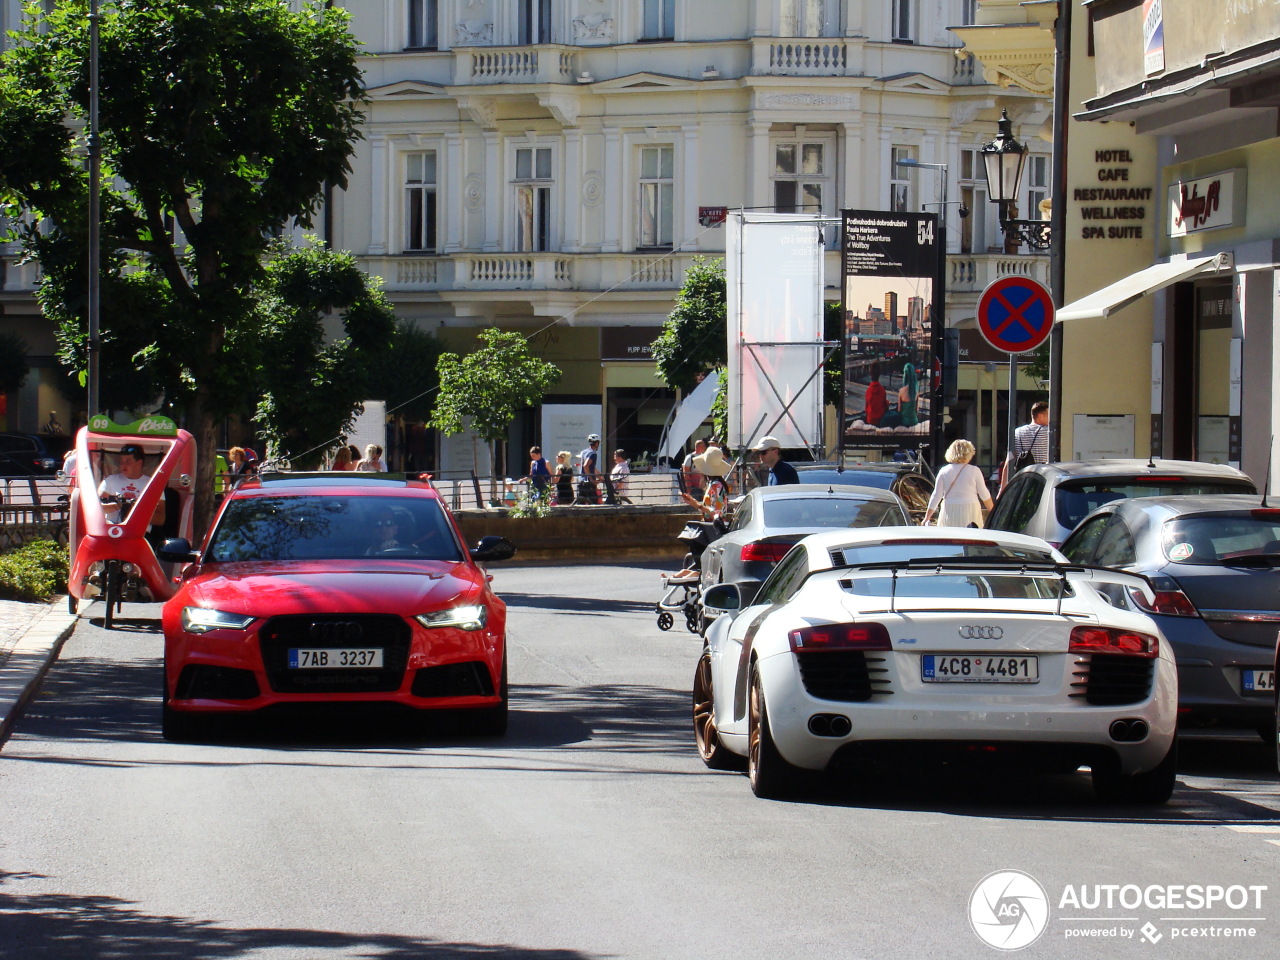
[980,110,1051,250]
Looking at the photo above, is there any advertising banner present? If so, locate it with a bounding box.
[726,212,825,452]
[840,211,939,449]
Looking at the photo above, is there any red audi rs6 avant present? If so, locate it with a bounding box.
[158,473,515,740]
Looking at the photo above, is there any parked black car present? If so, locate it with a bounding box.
[0,433,69,476]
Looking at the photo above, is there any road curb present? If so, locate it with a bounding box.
[0,599,79,748]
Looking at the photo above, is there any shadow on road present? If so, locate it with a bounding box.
[11,650,693,764]
[0,869,605,960]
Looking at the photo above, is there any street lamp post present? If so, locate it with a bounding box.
[980,110,1052,251]
[979,110,1054,483]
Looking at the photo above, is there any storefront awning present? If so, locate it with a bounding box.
[1056,254,1230,323]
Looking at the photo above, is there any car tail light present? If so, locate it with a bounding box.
[1127,576,1199,617]
[1252,508,1280,520]
[788,622,891,652]
[741,542,792,563]
[1069,625,1158,658]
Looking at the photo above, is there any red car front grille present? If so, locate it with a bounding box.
[258,614,411,694]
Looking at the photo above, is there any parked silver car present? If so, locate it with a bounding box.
[987,459,1256,547]
[1060,494,1280,738]
[698,483,908,628]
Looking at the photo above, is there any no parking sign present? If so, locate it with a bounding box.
[977,277,1055,354]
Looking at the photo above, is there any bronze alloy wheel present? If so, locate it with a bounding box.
[748,666,810,799]
[693,651,740,770]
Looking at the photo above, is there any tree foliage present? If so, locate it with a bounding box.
[382,321,446,425]
[431,328,561,484]
[251,244,397,466]
[651,257,728,393]
[0,0,366,533]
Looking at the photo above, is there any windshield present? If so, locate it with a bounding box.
[1162,514,1280,565]
[763,497,905,528]
[1054,478,1254,531]
[206,495,462,562]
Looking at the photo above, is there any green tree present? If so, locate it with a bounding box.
[430,328,561,499]
[0,0,365,533]
[651,257,728,393]
[252,244,397,467]
[383,321,446,424]
[0,332,30,394]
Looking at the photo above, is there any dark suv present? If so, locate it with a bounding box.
[0,433,68,476]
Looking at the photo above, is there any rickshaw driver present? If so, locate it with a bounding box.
[99,443,167,530]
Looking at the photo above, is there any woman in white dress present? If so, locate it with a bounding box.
[922,439,994,528]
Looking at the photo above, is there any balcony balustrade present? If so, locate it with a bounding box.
[457,46,576,85]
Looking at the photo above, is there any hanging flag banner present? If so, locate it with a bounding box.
[840,210,939,448]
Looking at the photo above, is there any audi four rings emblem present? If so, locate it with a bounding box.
[959,625,1003,640]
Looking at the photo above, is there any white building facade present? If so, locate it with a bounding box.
[1,1,1049,471]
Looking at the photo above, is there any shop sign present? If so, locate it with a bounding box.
[601,326,660,361]
[1143,0,1165,76]
[1168,170,1244,237]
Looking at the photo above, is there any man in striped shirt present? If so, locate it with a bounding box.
[1002,401,1050,493]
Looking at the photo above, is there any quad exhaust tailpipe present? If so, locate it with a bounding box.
[809,714,852,738]
[1108,718,1149,742]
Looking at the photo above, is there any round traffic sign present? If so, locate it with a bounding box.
[976,276,1055,354]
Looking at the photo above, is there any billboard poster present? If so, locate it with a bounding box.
[840,211,939,449]
[726,212,824,452]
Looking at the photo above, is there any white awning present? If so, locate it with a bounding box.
[657,374,720,460]
[1056,254,1230,323]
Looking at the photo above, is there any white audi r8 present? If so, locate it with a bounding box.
[693,528,1179,803]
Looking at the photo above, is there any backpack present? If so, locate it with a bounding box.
[1012,426,1044,474]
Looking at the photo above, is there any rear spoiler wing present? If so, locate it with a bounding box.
[823,557,1155,616]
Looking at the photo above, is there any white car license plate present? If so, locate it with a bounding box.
[921,654,1039,683]
[288,648,384,669]
[1242,669,1275,693]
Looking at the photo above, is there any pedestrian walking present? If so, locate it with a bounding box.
[1002,401,1050,491]
[923,439,993,528]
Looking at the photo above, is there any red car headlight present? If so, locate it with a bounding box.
[181,607,257,634]
[415,604,488,631]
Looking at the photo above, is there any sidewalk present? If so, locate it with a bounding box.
[0,597,80,745]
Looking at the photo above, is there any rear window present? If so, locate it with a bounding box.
[833,543,1065,601]
[763,497,905,528]
[795,469,894,490]
[1162,514,1280,565]
[206,495,461,562]
[1054,478,1255,532]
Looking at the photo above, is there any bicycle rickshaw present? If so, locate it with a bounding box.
[67,415,196,628]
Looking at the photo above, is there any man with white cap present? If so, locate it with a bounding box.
[755,435,799,486]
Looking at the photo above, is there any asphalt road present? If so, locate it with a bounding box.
[1,561,1279,959]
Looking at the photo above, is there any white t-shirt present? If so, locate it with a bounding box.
[98,472,152,524]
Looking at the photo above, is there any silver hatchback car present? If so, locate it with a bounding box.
[987,459,1256,547]
[1060,494,1280,737]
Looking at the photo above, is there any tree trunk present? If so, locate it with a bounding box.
[187,390,221,544]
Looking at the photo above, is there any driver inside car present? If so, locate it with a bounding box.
[366,510,401,555]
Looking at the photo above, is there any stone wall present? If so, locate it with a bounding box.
[454,504,693,562]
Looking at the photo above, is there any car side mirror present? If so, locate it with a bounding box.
[471,535,517,563]
[703,583,742,615]
[157,537,199,564]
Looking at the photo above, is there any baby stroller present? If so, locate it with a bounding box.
[655,518,725,634]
